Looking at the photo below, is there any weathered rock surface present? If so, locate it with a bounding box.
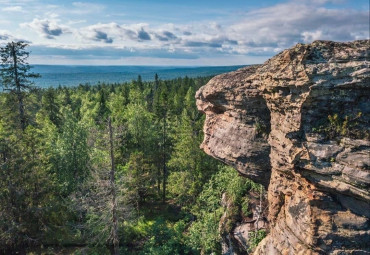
[196,40,370,254]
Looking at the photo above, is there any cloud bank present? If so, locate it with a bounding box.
[1,0,368,64]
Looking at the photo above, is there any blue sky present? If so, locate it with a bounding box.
[0,0,368,65]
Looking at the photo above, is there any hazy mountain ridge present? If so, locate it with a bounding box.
[29,65,245,88]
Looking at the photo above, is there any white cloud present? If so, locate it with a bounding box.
[225,2,369,55]
[6,0,369,64]
[0,30,32,44]
[78,23,127,43]
[71,2,105,14]
[69,0,369,57]
[67,20,87,25]
[21,18,69,39]
[0,0,33,4]
[2,6,24,12]
[77,23,159,44]
[302,30,324,42]
[0,30,11,41]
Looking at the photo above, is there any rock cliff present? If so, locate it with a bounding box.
[196,40,370,254]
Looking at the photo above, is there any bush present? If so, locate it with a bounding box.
[312,112,369,139]
[187,166,262,254]
[140,218,191,255]
[248,230,267,252]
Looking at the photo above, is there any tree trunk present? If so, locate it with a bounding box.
[162,110,167,203]
[157,165,161,196]
[11,42,26,131]
[108,118,119,255]
[17,92,25,131]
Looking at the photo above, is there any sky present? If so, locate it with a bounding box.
[0,0,368,66]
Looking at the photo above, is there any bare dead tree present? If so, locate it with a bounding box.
[71,120,133,254]
[108,117,119,255]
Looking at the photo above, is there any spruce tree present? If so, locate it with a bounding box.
[0,41,40,131]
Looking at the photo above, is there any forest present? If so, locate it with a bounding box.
[0,42,266,254]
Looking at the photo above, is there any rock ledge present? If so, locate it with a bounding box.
[196,40,370,254]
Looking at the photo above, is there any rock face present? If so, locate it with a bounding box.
[196,40,370,254]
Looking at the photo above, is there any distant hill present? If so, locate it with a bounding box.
[30,65,246,88]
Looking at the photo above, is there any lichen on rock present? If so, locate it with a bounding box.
[196,40,370,254]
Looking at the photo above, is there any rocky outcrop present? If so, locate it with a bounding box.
[196,40,370,254]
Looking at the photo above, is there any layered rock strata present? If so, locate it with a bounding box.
[196,40,370,254]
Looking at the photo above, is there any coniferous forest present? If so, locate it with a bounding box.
[1,0,368,252]
[0,42,265,255]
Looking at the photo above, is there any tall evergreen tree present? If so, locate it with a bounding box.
[157,87,170,203]
[41,88,61,127]
[95,90,110,124]
[49,108,89,194]
[0,41,40,131]
[137,75,143,91]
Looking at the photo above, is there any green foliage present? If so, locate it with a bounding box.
[0,73,269,254]
[312,112,369,139]
[254,118,269,138]
[187,210,222,254]
[241,197,250,216]
[123,102,156,148]
[41,88,61,127]
[94,90,111,123]
[195,165,253,212]
[0,120,71,252]
[168,109,218,206]
[0,41,40,93]
[167,171,194,206]
[124,152,155,205]
[141,218,191,255]
[122,216,153,247]
[49,108,90,194]
[187,165,257,254]
[248,230,267,252]
[0,41,40,130]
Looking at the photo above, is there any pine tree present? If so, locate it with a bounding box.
[137,75,143,91]
[49,108,89,195]
[95,90,110,124]
[157,87,169,203]
[154,73,159,90]
[0,41,40,131]
[41,88,61,127]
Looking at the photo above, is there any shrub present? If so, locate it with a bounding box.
[248,230,267,252]
[312,112,369,139]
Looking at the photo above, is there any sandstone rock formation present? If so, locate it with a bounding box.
[196,40,370,254]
